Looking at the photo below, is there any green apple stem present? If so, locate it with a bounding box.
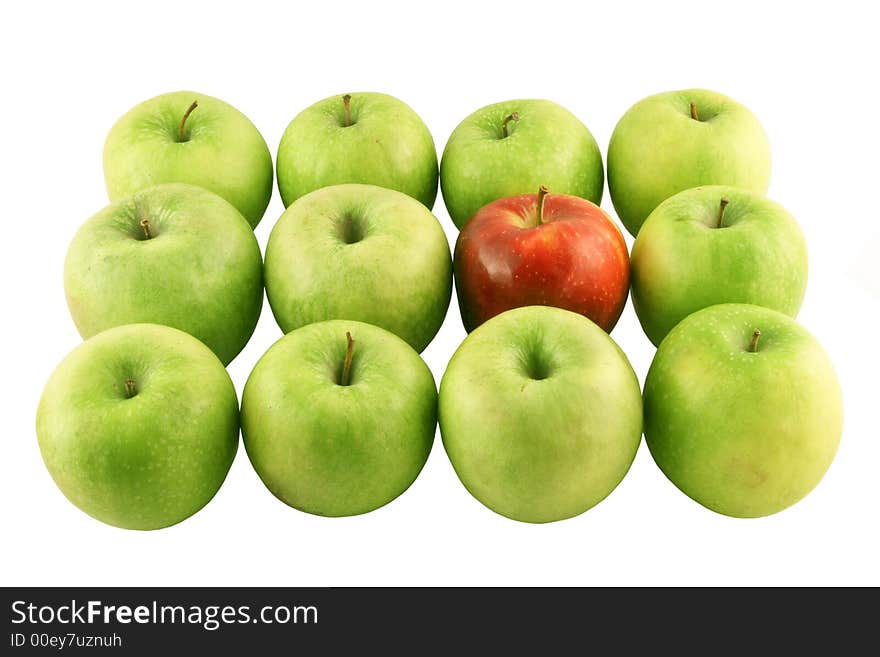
[139,218,153,240]
[750,329,762,353]
[343,94,353,127]
[124,378,137,398]
[501,112,519,138]
[178,100,198,142]
[717,197,729,228]
[536,185,549,225]
[690,101,699,121]
[340,331,355,386]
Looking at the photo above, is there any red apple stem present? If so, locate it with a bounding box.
[343,94,353,127]
[536,185,549,225]
[139,218,153,240]
[178,100,198,142]
[124,378,137,398]
[717,197,729,228]
[750,329,762,353]
[690,101,699,121]
[501,112,519,138]
[340,331,355,386]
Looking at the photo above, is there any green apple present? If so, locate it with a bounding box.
[264,183,451,352]
[608,88,771,236]
[36,324,239,530]
[631,185,808,346]
[241,320,436,517]
[64,183,263,365]
[440,99,604,229]
[644,304,842,518]
[276,92,438,208]
[438,306,642,523]
[103,90,273,229]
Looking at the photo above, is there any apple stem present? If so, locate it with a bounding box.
[178,100,198,142]
[750,329,762,353]
[139,218,153,240]
[717,197,729,228]
[340,331,355,386]
[501,112,519,138]
[690,101,699,121]
[536,185,549,225]
[343,94,353,127]
[124,378,137,398]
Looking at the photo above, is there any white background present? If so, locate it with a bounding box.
[1,1,877,587]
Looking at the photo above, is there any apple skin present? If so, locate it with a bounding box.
[608,88,771,236]
[631,185,808,346]
[104,90,273,229]
[454,190,629,333]
[276,92,438,209]
[64,183,263,365]
[440,99,604,229]
[643,304,842,518]
[36,324,239,530]
[241,320,436,517]
[439,306,642,523]
[264,183,451,352]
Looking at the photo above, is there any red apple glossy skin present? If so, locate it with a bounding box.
[454,192,630,332]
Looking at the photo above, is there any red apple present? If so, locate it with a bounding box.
[454,188,630,332]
